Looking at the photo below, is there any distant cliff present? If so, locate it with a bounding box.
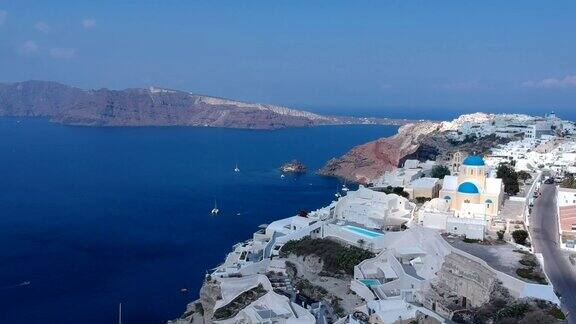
[0,81,415,129]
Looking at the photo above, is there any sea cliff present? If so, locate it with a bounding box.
[319,113,516,184]
[318,122,442,183]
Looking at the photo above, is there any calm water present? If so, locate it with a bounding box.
[0,118,397,324]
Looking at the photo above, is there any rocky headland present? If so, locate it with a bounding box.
[0,80,418,129]
[319,113,514,184]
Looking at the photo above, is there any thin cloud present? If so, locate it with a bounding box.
[0,10,7,26]
[49,47,77,59]
[82,18,96,29]
[20,40,39,55]
[522,75,576,88]
[435,81,480,90]
[35,21,51,34]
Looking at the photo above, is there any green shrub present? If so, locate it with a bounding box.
[414,197,431,204]
[430,165,451,179]
[377,186,410,198]
[519,255,537,267]
[331,298,345,317]
[512,230,529,245]
[495,302,529,319]
[463,237,480,243]
[497,163,520,196]
[516,267,547,284]
[516,267,533,278]
[497,230,505,241]
[280,237,375,275]
[213,284,267,320]
[548,306,566,320]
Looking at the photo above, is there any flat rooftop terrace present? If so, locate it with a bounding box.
[444,235,526,280]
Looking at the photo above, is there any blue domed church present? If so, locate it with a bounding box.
[439,155,503,219]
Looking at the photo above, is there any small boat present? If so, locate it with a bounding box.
[280,174,285,178]
[234,163,240,172]
[211,200,219,215]
[180,288,189,293]
[342,181,349,192]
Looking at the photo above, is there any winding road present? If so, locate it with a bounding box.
[530,183,576,323]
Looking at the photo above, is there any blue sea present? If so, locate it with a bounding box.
[0,118,397,324]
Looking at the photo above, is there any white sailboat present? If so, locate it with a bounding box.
[234,163,240,172]
[211,199,219,215]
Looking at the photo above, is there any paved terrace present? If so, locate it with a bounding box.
[445,236,524,280]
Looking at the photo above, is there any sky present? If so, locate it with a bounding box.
[0,0,575,119]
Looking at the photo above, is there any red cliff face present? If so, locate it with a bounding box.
[319,122,441,183]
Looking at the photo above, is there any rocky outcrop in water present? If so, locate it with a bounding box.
[0,81,416,129]
[280,160,307,173]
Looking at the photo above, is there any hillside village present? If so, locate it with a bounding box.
[170,112,576,324]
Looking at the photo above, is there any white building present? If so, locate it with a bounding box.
[405,177,441,199]
[210,275,315,324]
[372,159,437,188]
[333,186,414,230]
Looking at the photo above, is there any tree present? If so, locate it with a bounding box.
[395,188,410,198]
[497,163,520,196]
[562,174,576,189]
[512,229,529,245]
[431,165,451,179]
[381,186,409,198]
[298,210,309,217]
[517,171,532,182]
[497,230,505,241]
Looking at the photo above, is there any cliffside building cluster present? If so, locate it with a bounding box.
[172,112,574,324]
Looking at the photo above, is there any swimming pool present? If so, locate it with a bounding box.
[343,225,383,238]
[360,279,381,287]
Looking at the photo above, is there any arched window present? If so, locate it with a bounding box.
[485,199,493,209]
[464,199,470,203]
[444,196,451,201]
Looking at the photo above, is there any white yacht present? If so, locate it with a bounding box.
[234,164,240,172]
[211,200,219,215]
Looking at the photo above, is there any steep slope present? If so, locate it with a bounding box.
[319,113,516,184]
[319,122,442,183]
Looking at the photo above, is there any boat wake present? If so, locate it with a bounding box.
[0,281,31,290]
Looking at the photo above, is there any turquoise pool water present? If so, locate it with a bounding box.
[344,225,383,238]
[360,279,381,286]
